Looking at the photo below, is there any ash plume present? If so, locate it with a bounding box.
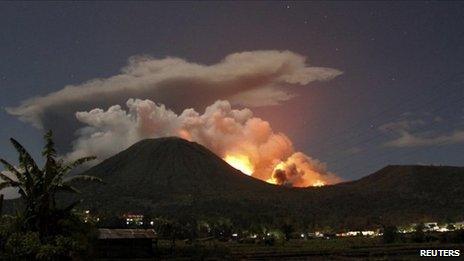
[6,50,341,150]
[66,99,342,187]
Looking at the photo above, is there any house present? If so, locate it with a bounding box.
[123,213,144,226]
[96,228,157,258]
[453,222,464,230]
[424,222,439,231]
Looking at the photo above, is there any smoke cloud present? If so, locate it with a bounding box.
[271,152,341,187]
[67,99,341,187]
[7,50,341,139]
[379,118,464,147]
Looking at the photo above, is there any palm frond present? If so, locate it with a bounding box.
[9,138,39,173]
[0,159,24,182]
[42,130,56,158]
[0,172,16,183]
[0,181,21,190]
[42,130,58,183]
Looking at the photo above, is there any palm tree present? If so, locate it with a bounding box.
[0,130,102,237]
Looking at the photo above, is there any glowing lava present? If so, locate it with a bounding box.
[224,155,254,176]
[224,155,329,187]
[312,180,325,187]
[266,177,278,185]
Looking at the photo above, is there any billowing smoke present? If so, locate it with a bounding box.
[6,50,342,151]
[66,99,342,187]
[270,153,341,187]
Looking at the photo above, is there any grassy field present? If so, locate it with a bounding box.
[152,237,464,260]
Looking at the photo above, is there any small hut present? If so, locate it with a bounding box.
[97,228,157,258]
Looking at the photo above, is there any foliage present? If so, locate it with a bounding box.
[0,217,97,260]
[412,223,425,243]
[439,229,464,243]
[280,220,294,241]
[0,131,101,259]
[382,225,397,243]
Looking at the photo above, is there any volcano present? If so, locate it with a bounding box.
[4,137,464,227]
[73,137,293,219]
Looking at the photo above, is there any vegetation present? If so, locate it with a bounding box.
[0,131,102,260]
[382,225,397,244]
[413,223,426,243]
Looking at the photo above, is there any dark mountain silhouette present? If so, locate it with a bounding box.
[71,137,295,220]
[308,165,464,227]
[4,138,464,228]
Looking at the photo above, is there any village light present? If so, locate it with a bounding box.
[150,221,154,226]
[301,233,305,238]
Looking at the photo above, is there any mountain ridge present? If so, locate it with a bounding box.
[3,138,464,228]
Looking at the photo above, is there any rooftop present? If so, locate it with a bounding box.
[98,229,156,239]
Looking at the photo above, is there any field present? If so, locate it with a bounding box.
[151,237,464,260]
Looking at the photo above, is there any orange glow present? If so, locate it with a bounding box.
[269,161,327,187]
[224,154,254,176]
[224,156,330,187]
[266,177,278,185]
[273,161,286,171]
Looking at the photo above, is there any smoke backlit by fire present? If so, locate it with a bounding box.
[224,155,254,176]
[68,99,342,187]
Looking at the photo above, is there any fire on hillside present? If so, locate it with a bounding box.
[224,153,328,187]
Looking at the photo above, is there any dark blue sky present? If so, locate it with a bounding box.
[1,1,464,181]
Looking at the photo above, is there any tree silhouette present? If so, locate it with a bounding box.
[382,225,397,244]
[0,130,102,238]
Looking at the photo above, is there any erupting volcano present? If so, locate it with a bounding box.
[66,99,342,188]
[224,154,328,187]
[224,154,254,176]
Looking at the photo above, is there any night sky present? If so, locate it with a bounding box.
[1,1,464,183]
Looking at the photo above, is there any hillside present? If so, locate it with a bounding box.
[308,165,464,227]
[71,137,297,220]
[4,138,464,228]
